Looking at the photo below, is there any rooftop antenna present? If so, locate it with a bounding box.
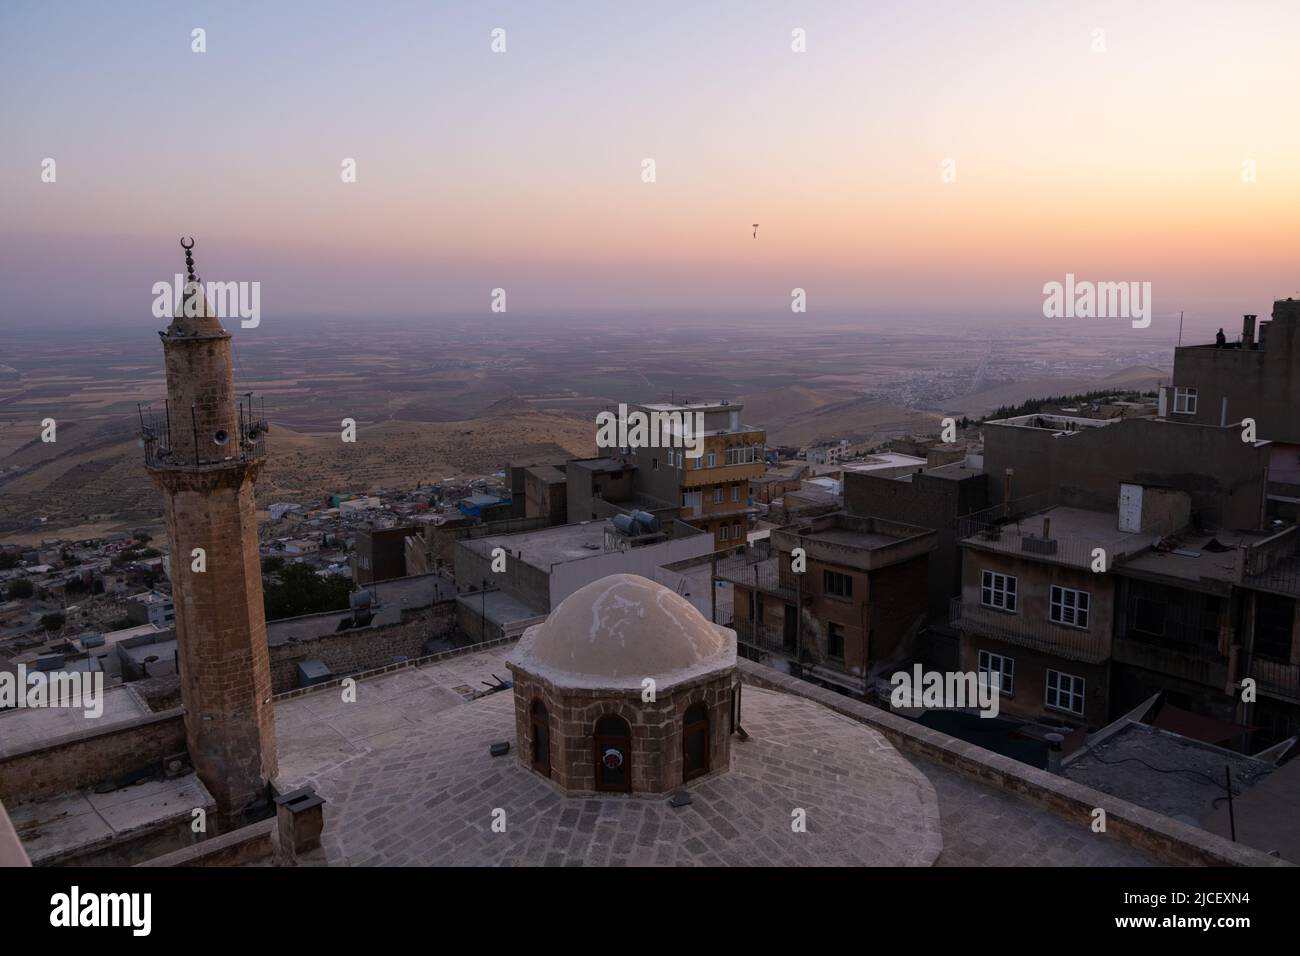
[1177,310,1184,347]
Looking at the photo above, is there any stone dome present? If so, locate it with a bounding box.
[509,574,735,690]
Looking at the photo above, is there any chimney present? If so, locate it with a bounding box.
[1242,314,1257,349]
[1045,733,1064,774]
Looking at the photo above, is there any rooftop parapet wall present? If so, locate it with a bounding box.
[770,513,937,572]
[0,707,186,804]
[737,661,1287,867]
[983,417,1268,530]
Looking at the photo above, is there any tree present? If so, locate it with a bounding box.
[64,576,87,594]
[263,563,353,621]
[40,612,66,632]
[8,578,34,599]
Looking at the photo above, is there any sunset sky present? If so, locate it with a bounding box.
[2,0,1297,329]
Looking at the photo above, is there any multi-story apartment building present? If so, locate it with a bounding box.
[720,512,935,695]
[954,487,1189,728]
[610,401,767,551]
[1163,298,1300,520]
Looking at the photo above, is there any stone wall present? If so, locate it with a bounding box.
[266,602,455,693]
[509,668,734,795]
[0,709,186,804]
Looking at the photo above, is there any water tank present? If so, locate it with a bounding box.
[611,514,637,536]
[349,589,374,610]
[630,510,659,534]
[79,632,105,649]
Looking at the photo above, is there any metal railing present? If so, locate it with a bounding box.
[1243,526,1300,597]
[140,394,268,468]
[950,596,1110,663]
[730,619,799,657]
[713,552,798,600]
[1249,657,1300,702]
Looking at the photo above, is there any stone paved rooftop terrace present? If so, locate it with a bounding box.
[273,645,1161,866]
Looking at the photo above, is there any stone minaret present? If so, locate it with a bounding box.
[143,238,276,819]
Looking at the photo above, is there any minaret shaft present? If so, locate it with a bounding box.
[145,238,276,818]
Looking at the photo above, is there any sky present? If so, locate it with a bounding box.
[1,0,1297,330]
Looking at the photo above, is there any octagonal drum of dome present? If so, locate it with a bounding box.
[506,574,737,795]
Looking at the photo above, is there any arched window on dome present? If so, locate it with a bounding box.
[683,701,709,780]
[530,699,551,776]
[594,714,631,792]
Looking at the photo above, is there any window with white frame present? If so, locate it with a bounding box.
[980,570,1017,612]
[713,486,723,504]
[720,524,730,541]
[1045,670,1085,715]
[977,650,1015,695]
[731,484,740,502]
[1173,387,1198,415]
[707,452,716,468]
[1050,586,1090,629]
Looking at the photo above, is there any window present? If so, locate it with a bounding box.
[530,699,551,775]
[707,452,716,468]
[720,524,729,542]
[683,702,709,780]
[1132,597,1166,637]
[732,522,741,540]
[651,457,658,471]
[824,570,853,599]
[731,484,740,502]
[978,650,1015,695]
[594,715,632,792]
[1045,670,1085,715]
[713,486,724,504]
[1050,586,1090,629]
[980,570,1017,612]
[1173,387,1198,415]
[827,622,845,660]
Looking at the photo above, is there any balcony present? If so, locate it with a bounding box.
[730,619,799,658]
[714,553,801,603]
[140,395,268,469]
[1250,657,1300,702]
[1242,525,1300,597]
[679,461,765,488]
[951,596,1109,663]
[1112,636,1230,689]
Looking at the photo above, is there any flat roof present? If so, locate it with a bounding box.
[0,684,151,753]
[1118,529,1265,587]
[963,505,1158,563]
[1062,723,1273,827]
[267,573,454,646]
[462,520,685,572]
[267,643,1160,866]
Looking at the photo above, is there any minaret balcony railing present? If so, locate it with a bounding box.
[139,394,269,469]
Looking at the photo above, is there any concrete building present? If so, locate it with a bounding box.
[454,514,713,638]
[982,413,1268,531]
[352,525,418,584]
[140,240,276,820]
[954,497,1185,728]
[510,461,569,525]
[1164,300,1300,521]
[720,512,937,695]
[844,457,990,636]
[125,589,175,629]
[598,400,767,551]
